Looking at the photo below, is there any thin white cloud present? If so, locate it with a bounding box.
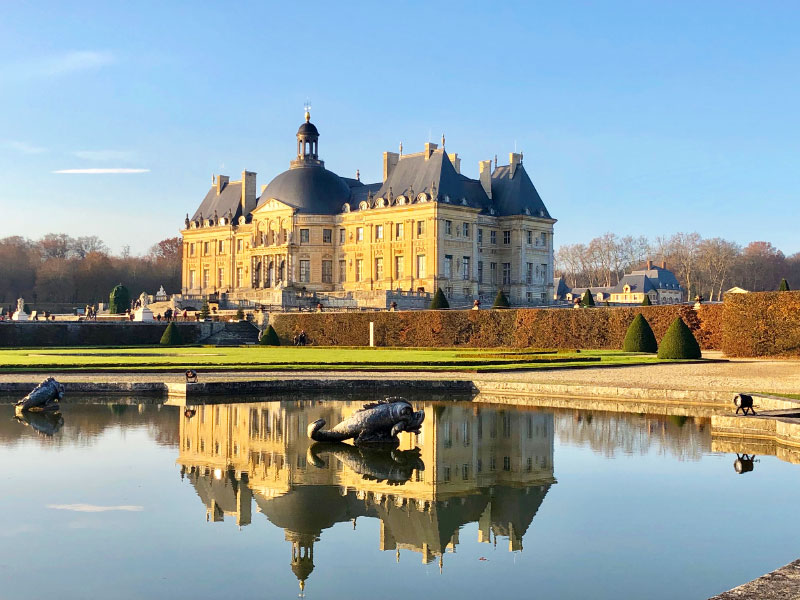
[1,50,114,81]
[53,168,149,174]
[3,140,47,154]
[48,503,143,512]
[73,150,135,162]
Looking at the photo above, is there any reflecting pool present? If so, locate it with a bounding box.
[1,395,799,599]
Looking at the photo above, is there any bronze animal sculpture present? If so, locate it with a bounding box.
[307,398,424,446]
[307,443,424,485]
[16,377,64,412]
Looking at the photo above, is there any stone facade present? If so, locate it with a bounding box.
[181,113,556,308]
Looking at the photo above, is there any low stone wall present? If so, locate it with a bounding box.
[0,322,225,347]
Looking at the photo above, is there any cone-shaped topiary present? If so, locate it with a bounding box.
[493,289,510,308]
[108,284,130,314]
[429,288,449,309]
[159,322,183,345]
[259,324,280,346]
[198,300,210,320]
[641,295,652,306]
[580,289,595,307]
[779,278,790,291]
[657,317,701,359]
[623,314,658,353]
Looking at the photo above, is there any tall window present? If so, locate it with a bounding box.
[374,257,383,280]
[237,239,243,252]
[502,262,511,285]
[490,230,497,245]
[299,260,310,283]
[338,259,346,283]
[202,268,209,288]
[218,267,224,288]
[218,240,225,253]
[444,255,453,279]
[526,263,534,285]
[503,230,511,245]
[416,221,425,236]
[416,254,426,278]
[203,241,210,255]
[356,227,364,242]
[323,229,332,243]
[490,262,497,285]
[322,260,332,283]
[375,225,384,240]
[339,228,346,244]
[527,231,532,245]
[477,261,483,284]
[462,223,470,238]
[462,256,470,280]
[541,263,548,282]
[396,222,404,239]
[300,229,309,244]
[445,220,452,235]
[356,259,364,281]
[539,232,547,247]
[236,267,243,288]
[395,255,404,279]
[189,270,196,288]
[189,243,195,256]
[477,228,483,244]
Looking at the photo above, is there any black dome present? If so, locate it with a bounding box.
[259,165,351,214]
[297,121,319,136]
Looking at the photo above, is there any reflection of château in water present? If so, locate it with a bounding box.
[177,400,555,590]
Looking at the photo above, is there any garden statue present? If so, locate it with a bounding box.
[307,398,424,446]
[12,297,29,321]
[138,292,150,309]
[16,377,64,412]
[308,443,424,485]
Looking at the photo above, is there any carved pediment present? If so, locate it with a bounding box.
[253,198,294,215]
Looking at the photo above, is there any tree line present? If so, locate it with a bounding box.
[0,234,181,309]
[555,232,798,300]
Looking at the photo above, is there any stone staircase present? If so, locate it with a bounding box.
[199,321,261,346]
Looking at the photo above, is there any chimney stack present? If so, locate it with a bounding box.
[424,142,438,159]
[383,152,399,182]
[646,259,653,270]
[241,171,257,216]
[509,153,522,177]
[661,260,667,269]
[216,175,229,195]
[479,160,493,199]
[448,153,461,174]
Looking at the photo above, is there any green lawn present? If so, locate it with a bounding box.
[0,346,691,373]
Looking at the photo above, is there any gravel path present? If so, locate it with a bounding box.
[1,357,798,394]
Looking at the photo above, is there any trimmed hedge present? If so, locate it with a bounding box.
[272,304,723,350]
[0,322,203,347]
[657,317,701,359]
[641,295,652,306]
[622,314,658,353]
[259,324,280,346]
[430,288,449,310]
[493,290,510,308]
[723,291,800,357]
[159,322,183,345]
[108,284,130,314]
[581,290,595,307]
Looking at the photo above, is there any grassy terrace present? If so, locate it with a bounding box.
[0,346,688,373]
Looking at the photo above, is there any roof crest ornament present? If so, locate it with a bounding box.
[441,133,445,149]
[399,142,403,156]
[304,100,311,123]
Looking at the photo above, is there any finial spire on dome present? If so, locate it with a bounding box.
[304,99,312,122]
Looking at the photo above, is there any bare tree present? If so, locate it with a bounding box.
[698,238,740,300]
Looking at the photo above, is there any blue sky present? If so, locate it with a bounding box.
[1,1,798,255]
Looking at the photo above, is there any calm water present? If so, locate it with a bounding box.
[1,395,799,600]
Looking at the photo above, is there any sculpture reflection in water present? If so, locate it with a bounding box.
[14,410,65,437]
[177,400,555,593]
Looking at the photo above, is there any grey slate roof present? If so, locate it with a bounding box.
[610,274,655,295]
[554,276,570,299]
[628,266,682,291]
[191,181,242,222]
[258,165,353,215]
[490,164,551,218]
[374,150,490,210]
